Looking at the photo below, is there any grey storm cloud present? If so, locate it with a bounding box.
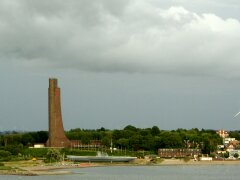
[0,0,240,77]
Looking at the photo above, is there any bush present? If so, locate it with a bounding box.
[22,148,48,158]
[0,162,4,166]
[0,150,11,157]
[233,153,239,159]
[0,150,12,161]
[45,149,62,163]
[183,156,191,162]
[4,144,23,155]
[224,152,229,158]
[209,153,216,158]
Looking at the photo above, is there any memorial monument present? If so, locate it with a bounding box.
[46,78,71,147]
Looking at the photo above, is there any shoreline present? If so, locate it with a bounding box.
[156,159,240,166]
[2,159,240,176]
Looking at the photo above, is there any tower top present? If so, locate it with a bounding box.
[49,78,58,88]
[49,78,58,82]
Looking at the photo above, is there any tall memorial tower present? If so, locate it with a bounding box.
[46,78,71,147]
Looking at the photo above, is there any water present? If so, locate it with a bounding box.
[1,165,240,180]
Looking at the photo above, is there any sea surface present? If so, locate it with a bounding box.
[1,165,240,180]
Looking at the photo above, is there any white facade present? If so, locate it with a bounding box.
[224,138,236,144]
[33,144,45,148]
[200,157,213,161]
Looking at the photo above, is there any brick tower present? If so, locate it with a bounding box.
[46,78,71,147]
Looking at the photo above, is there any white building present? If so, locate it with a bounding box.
[217,129,229,139]
[224,138,236,145]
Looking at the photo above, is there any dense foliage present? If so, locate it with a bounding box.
[0,126,231,158]
[0,150,12,161]
[65,126,223,154]
[229,130,240,140]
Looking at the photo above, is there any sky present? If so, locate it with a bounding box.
[1,0,240,131]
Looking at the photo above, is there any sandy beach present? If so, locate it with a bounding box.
[158,158,240,165]
[1,159,240,176]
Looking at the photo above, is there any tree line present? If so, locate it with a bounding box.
[66,125,223,154]
[1,125,240,159]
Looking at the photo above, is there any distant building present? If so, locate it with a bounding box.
[200,156,212,161]
[216,129,229,139]
[33,144,45,148]
[224,138,237,145]
[70,140,102,148]
[158,148,201,158]
[216,129,240,158]
[225,140,240,151]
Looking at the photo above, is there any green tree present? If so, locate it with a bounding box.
[4,144,23,155]
[45,149,62,163]
[142,134,155,150]
[158,132,183,148]
[129,135,142,151]
[0,150,12,161]
[234,153,239,159]
[117,138,129,149]
[229,131,240,140]
[151,126,160,136]
[124,125,137,132]
[22,134,34,146]
[101,136,111,147]
[81,132,91,144]
[153,136,162,151]
[224,152,229,158]
[31,131,48,143]
[112,130,123,141]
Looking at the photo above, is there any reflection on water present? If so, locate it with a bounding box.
[1,165,240,180]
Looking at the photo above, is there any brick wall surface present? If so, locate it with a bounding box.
[46,78,71,147]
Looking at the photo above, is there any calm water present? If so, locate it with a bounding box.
[1,165,240,180]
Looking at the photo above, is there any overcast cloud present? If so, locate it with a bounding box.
[1,0,240,131]
[0,0,240,77]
